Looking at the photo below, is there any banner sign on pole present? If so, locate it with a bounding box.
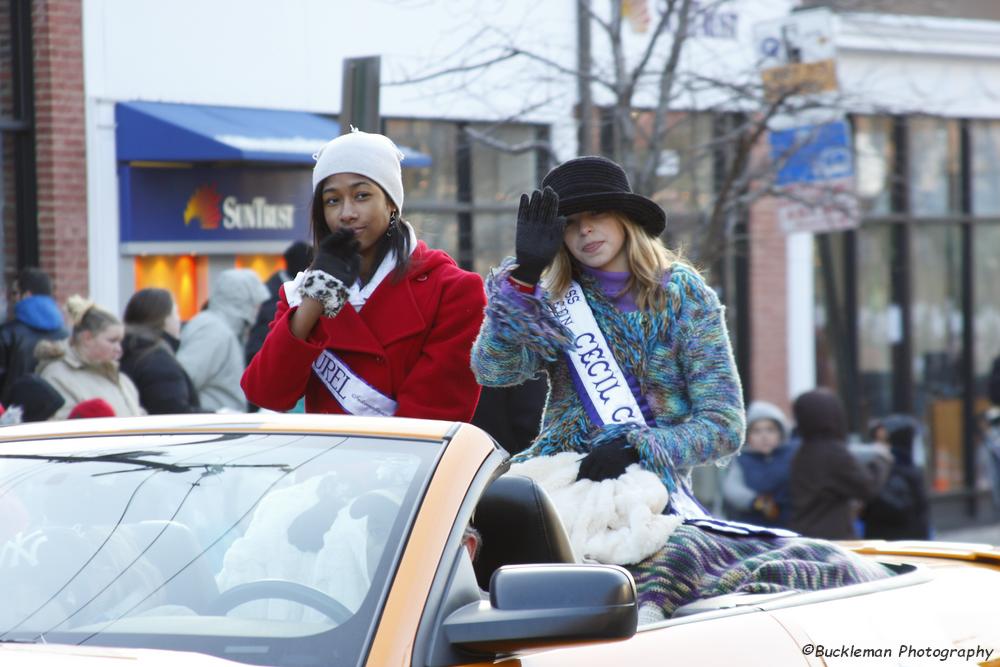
[767,119,859,234]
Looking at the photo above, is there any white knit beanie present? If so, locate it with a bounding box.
[746,400,791,439]
[312,128,405,212]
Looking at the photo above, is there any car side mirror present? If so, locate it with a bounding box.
[443,563,637,654]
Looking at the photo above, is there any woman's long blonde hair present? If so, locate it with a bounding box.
[544,212,690,311]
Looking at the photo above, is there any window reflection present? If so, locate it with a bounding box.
[632,111,715,215]
[406,212,459,261]
[974,226,1000,390]
[908,117,960,217]
[384,119,458,204]
[471,212,515,276]
[813,233,848,399]
[857,225,893,423]
[971,121,1000,216]
[384,118,542,276]
[470,125,539,206]
[911,225,964,492]
[854,117,893,216]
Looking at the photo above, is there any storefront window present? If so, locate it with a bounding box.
[640,112,714,216]
[853,116,893,216]
[470,124,539,206]
[974,224,1000,394]
[857,224,894,424]
[383,119,458,206]
[235,254,284,285]
[971,120,1000,216]
[470,212,514,276]
[813,233,848,396]
[908,117,960,217]
[911,225,964,492]
[407,212,458,262]
[134,255,207,321]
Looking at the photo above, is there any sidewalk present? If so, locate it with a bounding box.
[935,521,1000,547]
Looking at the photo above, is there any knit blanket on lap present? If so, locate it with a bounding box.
[627,524,894,622]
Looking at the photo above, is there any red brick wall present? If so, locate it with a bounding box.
[748,195,790,415]
[32,0,87,304]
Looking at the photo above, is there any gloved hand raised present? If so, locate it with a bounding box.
[511,186,566,286]
[311,227,361,287]
[299,227,361,318]
[576,438,641,482]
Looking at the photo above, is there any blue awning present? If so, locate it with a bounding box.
[115,101,432,167]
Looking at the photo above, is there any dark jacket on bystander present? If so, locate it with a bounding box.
[789,388,891,539]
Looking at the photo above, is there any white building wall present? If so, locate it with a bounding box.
[82,0,796,310]
[82,1,1000,383]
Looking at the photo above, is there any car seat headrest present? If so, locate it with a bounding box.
[472,474,576,590]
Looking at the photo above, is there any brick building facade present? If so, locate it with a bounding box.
[1,0,85,308]
[31,0,87,302]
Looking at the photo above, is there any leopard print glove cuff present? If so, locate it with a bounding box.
[298,269,350,318]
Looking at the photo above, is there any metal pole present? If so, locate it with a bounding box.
[340,56,381,133]
[959,119,977,518]
[577,0,594,154]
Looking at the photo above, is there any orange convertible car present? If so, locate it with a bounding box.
[0,414,998,667]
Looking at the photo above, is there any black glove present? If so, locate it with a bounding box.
[311,228,361,287]
[511,186,566,285]
[576,438,641,482]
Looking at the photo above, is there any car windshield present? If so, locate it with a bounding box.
[0,431,441,666]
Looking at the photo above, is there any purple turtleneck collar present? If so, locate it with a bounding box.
[581,265,638,312]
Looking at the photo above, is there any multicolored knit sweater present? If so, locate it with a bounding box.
[471,257,745,497]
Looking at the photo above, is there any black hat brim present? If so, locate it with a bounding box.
[557,192,666,237]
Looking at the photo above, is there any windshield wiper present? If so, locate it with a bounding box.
[0,452,290,475]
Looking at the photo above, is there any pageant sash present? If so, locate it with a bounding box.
[552,280,646,427]
[312,350,397,416]
[551,281,791,533]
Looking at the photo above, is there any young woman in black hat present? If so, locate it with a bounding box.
[472,155,744,513]
[471,156,891,622]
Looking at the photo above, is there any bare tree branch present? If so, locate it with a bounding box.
[514,47,617,92]
[626,0,679,98]
[638,0,694,193]
[463,126,560,165]
[579,0,612,34]
[384,49,522,86]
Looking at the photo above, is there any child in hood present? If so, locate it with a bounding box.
[723,400,797,528]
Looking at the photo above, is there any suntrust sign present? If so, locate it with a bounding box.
[120,165,311,244]
[222,196,295,230]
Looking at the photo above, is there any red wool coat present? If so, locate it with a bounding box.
[242,243,486,421]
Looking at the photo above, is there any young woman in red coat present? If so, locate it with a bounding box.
[241,129,485,420]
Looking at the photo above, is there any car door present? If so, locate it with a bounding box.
[512,610,815,667]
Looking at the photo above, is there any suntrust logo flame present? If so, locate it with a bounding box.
[182,184,295,232]
[183,185,223,229]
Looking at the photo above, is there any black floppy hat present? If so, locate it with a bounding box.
[541,156,666,237]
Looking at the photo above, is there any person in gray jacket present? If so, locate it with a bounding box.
[177,269,269,412]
